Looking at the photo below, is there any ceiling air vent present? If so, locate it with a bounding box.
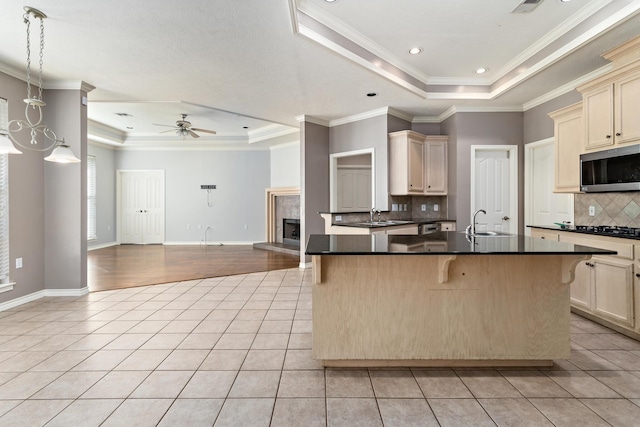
[512,0,544,13]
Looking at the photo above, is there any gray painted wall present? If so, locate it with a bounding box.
[88,143,117,248]
[411,122,441,135]
[270,143,300,188]
[441,115,458,220]
[300,121,329,265]
[453,112,525,233]
[0,72,46,302]
[330,115,388,211]
[524,91,582,143]
[115,149,270,243]
[44,89,88,291]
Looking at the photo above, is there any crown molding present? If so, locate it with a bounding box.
[87,119,126,145]
[492,0,613,84]
[298,115,330,127]
[0,63,25,82]
[296,1,430,84]
[116,140,270,152]
[523,63,612,111]
[329,107,390,127]
[247,124,298,144]
[44,80,96,92]
[412,115,442,124]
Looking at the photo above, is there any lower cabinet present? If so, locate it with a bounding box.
[531,228,637,332]
[572,256,634,328]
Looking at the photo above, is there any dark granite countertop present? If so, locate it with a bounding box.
[331,218,456,228]
[305,232,617,255]
[528,225,640,241]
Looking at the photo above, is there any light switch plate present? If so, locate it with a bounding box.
[335,215,342,222]
[392,204,398,212]
[421,204,426,211]
[16,258,22,269]
[403,204,407,211]
[434,204,439,212]
[589,206,596,216]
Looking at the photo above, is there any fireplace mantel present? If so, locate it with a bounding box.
[265,187,300,242]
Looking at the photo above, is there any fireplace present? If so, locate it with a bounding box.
[283,218,300,247]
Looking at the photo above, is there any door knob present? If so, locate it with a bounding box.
[502,216,510,221]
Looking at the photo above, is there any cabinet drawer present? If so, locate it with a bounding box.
[531,229,559,241]
[559,233,633,259]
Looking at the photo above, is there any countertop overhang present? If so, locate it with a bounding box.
[528,224,640,241]
[305,232,617,255]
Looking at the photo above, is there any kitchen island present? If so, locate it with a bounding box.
[306,232,615,367]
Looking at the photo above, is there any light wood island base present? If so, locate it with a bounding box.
[312,254,587,367]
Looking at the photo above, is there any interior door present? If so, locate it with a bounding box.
[529,140,573,228]
[473,149,513,233]
[120,170,165,244]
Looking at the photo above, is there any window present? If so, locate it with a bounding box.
[0,98,9,285]
[87,155,97,241]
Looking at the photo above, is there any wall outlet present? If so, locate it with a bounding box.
[107,225,112,231]
[15,258,22,269]
[434,204,439,212]
[198,224,202,230]
[421,204,426,211]
[392,204,398,212]
[403,204,407,211]
[589,205,596,216]
[186,224,190,230]
[335,215,342,222]
[244,224,248,230]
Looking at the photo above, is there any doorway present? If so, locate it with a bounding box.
[525,138,574,235]
[117,170,165,244]
[471,145,518,234]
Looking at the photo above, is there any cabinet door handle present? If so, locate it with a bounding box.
[636,273,640,278]
[606,135,612,139]
[616,132,621,136]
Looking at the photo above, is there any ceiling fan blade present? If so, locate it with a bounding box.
[188,130,200,139]
[159,129,176,134]
[191,128,217,135]
[152,123,177,128]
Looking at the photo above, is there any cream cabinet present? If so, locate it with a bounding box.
[424,136,448,195]
[578,37,640,152]
[438,221,456,231]
[557,232,635,329]
[389,131,448,196]
[548,103,582,193]
[531,228,637,331]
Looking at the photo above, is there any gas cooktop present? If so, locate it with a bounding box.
[574,225,640,238]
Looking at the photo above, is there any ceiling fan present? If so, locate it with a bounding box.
[153,114,217,139]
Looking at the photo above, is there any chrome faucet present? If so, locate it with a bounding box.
[466,209,487,235]
[370,208,381,222]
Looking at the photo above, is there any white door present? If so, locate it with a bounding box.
[337,167,371,212]
[472,146,518,233]
[119,170,165,244]
[525,139,573,235]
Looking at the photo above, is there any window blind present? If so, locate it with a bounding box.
[87,155,97,241]
[0,98,9,282]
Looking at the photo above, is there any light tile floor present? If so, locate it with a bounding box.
[0,268,640,425]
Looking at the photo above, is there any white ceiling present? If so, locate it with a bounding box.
[0,0,639,147]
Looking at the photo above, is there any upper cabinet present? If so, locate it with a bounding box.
[389,131,448,196]
[549,103,582,193]
[578,36,640,152]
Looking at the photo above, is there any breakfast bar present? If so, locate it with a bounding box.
[306,232,615,368]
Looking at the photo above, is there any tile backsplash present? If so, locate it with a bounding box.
[574,192,640,227]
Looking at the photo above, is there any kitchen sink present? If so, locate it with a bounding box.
[356,220,413,226]
[462,231,514,237]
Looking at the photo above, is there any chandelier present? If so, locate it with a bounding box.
[0,6,80,163]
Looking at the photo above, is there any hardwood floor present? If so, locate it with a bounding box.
[87,244,301,292]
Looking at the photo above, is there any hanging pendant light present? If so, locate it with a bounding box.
[0,7,80,164]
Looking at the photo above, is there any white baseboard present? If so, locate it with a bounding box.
[0,286,90,312]
[163,241,259,246]
[88,242,117,251]
[299,262,312,269]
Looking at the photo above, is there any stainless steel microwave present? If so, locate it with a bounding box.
[580,144,640,192]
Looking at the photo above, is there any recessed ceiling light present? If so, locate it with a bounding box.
[475,67,488,74]
[325,0,337,2]
[560,0,571,2]
[243,126,249,129]
[126,126,133,130]
[366,92,377,97]
[115,112,132,117]
[409,47,422,55]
